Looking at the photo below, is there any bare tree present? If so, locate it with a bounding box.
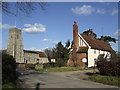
[1,1,47,16]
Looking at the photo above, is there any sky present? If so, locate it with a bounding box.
[2,2,119,52]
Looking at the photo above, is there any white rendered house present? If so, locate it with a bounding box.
[67,22,113,67]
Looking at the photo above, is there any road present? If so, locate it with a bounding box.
[17,69,118,89]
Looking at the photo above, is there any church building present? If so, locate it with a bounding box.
[67,22,113,67]
[7,28,49,64]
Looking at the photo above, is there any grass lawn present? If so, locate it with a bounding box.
[2,82,21,89]
[34,67,93,72]
[88,74,119,86]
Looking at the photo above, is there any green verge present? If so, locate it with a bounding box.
[2,82,21,89]
[34,67,93,72]
[88,74,119,86]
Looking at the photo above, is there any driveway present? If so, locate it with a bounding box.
[17,69,118,89]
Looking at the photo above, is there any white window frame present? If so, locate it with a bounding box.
[94,49,96,54]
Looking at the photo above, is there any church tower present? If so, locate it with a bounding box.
[7,28,24,63]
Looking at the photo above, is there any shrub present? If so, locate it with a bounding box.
[55,59,67,67]
[97,57,120,76]
[43,59,68,68]
[43,63,55,68]
[2,53,16,84]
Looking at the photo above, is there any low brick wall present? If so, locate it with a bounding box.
[16,63,26,69]
[77,53,86,67]
[67,53,87,67]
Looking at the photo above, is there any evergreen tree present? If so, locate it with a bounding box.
[83,30,117,45]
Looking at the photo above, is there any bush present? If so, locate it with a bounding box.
[55,59,67,67]
[43,59,67,69]
[43,63,55,68]
[97,57,120,76]
[2,53,16,84]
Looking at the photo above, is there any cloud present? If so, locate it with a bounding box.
[29,47,36,51]
[29,47,41,51]
[110,41,118,51]
[71,5,95,15]
[42,38,49,42]
[42,37,59,45]
[51,41,59,45]
[111,9,118,15]
[42,47,52,51]
[22,23,46,33]
[71,5,107,15]
[2,24,15,29]
[114,30,120,36]
[28,47,52,51]
[96,8,105,14]
[42,38,59,45]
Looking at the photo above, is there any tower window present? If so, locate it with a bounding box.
[17,35,19,38]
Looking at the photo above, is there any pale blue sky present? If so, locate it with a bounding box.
[2,2,119,51]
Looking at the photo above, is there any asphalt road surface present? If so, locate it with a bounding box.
[17,69,119,89]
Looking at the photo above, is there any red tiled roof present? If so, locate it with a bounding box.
[80,34,113,52]
[35,51,47,57]
[23,50,47,57]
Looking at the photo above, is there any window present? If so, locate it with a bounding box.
[94,58,97,62]
[94,58,97,65]
[80,39,81,46]
[37,59,39,63]
[26,60,27,64]
[99,50,100,54]
[103,51,105,54]
[24,58,25,63]
[94,49,96,54]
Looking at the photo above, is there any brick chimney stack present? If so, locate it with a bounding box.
[88,29,94,39]
[101,36,104,41]
[73,21,79,48]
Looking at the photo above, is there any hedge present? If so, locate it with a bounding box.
[97,57,120,76]
[2,53,16,84]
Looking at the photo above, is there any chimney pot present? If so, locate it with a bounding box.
[88,29,94,39]
[74,21,77,24]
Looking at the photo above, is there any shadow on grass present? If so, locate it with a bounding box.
[16,69,48,77]
[16,71,22,77]
[85,72,99,76]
